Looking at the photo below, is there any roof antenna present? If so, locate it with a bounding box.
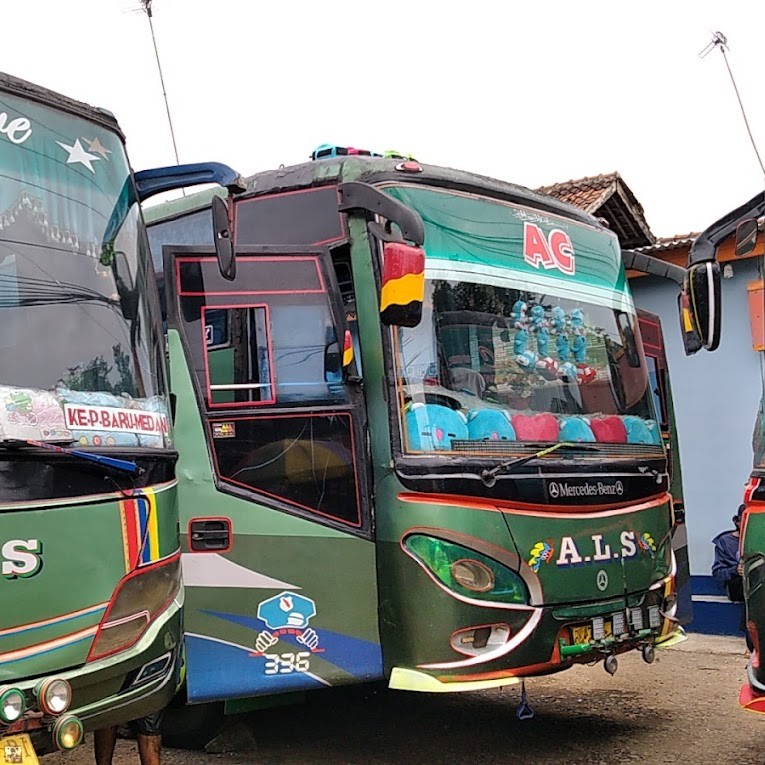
[140,0,186,195]
[700,31,765,180]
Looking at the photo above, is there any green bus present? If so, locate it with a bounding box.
[679,192,765,714]
[145,151,689,740]
[0,71,242,760]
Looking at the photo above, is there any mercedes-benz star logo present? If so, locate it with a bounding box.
[548,482,560,498]
[596,570,609,591]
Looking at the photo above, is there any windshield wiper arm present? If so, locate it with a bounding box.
[0,439,142,474]
[481,441,599,487]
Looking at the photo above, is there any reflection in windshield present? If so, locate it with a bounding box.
[396,278,660,454]
[0,88,169,448]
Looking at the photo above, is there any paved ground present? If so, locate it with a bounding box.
[47,634,765,765]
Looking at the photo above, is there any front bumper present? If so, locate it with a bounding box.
[0,598,182,755]
[388,582,676,692]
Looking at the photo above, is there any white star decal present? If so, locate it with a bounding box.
[56,138,101,173]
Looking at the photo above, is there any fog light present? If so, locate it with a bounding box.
[648,605,662,629]
[53,715,83,750]
[612,612,627,635]
[451,559,494,592]
[630,608,644,631]
[0,687,25,723]
[450,624,510,657]
[35,678,72,715]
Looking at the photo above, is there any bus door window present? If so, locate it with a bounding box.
[169,249,369,535]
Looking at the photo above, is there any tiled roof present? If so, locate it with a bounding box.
[535,172,655,249]
[536,172,621,213]
[637,233,698,253]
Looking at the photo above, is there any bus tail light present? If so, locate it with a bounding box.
[87,554,181,662]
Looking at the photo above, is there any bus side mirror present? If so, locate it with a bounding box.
[735,218,759,257]
[380,242,425,328]
[678,261,721,355]
[211,195,236,281]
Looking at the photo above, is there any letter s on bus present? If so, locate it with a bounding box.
[2,539,43,578]
[620,531,637,559]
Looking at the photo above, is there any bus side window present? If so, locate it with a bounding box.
[645,354,668,430]
[204,305,274,407]
[331,247,362,376]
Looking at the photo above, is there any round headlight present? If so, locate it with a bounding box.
[36,678,72,715]
[53,715,84,750]
[0,687,25,723]
[451,558,495,592]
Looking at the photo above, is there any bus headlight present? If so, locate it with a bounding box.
[35,678,71,715]
[0,687,25,723]
[87,553,181,662]
[404,534,529,604]
[451,559,494,592]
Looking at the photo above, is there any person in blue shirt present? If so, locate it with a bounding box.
[712,504,745,601]
[712,504,750,649]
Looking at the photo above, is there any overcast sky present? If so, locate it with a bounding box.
[2,1,764,237]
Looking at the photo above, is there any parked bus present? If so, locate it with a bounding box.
[145,151,689,742]
[671,190,765,712]
[678,192,765,713]
[0,71,242,759]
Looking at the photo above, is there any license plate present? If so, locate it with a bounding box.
[572,625,593,645]
[572,619,614,645]
[1,735,39,765]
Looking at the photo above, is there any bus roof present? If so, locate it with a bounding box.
[143,156,604,231]
[0,71,124,140]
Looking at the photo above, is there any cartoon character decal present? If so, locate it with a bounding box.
[528,539,556,572]
[637,532,657,558]
[252,591,322,656]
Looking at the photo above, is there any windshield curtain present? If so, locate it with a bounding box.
[383,185,661,456]
[0,88,169,448]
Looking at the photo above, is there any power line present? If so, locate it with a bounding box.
[140,0,185,194]
[700,31,765,181]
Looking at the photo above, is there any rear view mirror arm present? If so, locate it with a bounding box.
[689,191,765,265]
[622,250,686,285]
[338,182,425,246]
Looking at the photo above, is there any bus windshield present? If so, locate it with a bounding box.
[384,185,661,455]
[0,88,169,448]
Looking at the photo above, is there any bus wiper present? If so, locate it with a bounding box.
[0,439,142,474]
[480,441,599,487]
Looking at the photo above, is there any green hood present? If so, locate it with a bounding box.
[0,498,128,682]
[513,498,672,605]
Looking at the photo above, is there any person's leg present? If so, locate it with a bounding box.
[93,726,118,765]
[132,711,164,765]
[136,734,161,765]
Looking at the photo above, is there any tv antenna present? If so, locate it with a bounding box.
[700,31,765,180]
[139,0,184,183]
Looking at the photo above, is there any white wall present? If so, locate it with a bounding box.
[631,259,762,575]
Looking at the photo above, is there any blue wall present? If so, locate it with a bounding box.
[631,260,762,633]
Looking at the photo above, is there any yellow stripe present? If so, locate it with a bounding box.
[119,502,131,573]
[146,488,160,561]
[380,272,424,312]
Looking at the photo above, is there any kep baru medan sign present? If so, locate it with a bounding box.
[64,403,169,437]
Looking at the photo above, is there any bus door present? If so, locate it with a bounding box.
[164,245,383,701]
[638,309,692,625]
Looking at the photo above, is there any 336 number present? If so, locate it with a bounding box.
[264,651,311,675]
